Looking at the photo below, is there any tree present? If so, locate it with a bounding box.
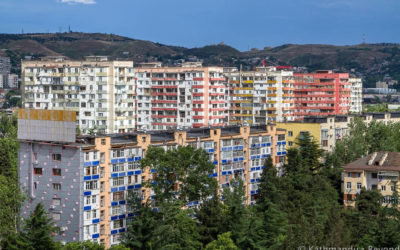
[205,232,238,250]
[140,146,217,204]
[20,203,59,250]
[196,193,226,246]
[122,191,157,250]
[63,240,104,250]
[221,179,249,247]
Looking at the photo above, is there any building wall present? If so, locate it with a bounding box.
[349,78,362,113]
[19,142,83,244]
[276,122,321,148]
[294,71,351,120]
[21,57,134,134]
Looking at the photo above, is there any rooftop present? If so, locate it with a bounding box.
[344,152,400,172]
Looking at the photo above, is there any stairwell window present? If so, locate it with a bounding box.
[52,183,61,191]
[52,154,61,161]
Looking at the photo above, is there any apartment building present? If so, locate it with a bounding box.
[7,73,18,89]
[277,112,400,152]
[134,62,228,130]
[294,70,351,120]
[21,56,135,134]
[343,152,400,208]
[349,77,363,113]
[225,66,295,124]
[18,109,286,248]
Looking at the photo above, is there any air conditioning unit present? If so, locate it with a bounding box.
[49,205,56,209]
[33,160,38,165]
[60,227,67,232]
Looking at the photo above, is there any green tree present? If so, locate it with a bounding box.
[63,240,105,250]
[205,232,238,250]
[140,146,217,204]
[196,192,226,246]
[20,203,59,250]
[122,191,157,250]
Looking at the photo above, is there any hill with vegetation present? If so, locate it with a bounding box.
[1,32,400,86]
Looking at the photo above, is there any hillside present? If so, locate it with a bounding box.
[1,32,400,87]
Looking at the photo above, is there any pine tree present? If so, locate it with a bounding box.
[205,232,238,250]
[20,203,59,250]
[196,192,226,246]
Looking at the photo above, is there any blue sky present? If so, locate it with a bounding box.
[0,0,399,51]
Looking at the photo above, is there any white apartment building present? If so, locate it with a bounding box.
[225,66,295,124]
[22,56,135,134]
[349,77,363,113]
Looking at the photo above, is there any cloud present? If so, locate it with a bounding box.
[60,0,96,5]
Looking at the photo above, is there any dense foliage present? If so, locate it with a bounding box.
[2,113,400,249]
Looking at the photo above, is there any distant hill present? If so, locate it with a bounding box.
[1,32,400,87]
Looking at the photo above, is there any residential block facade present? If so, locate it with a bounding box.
[134,62,228,130]
[349,77,363,113]
[277,112,400,152]
[293,70,351,120]
[18,109,286,248]
[21,56,135,135]
[343,152,400,208]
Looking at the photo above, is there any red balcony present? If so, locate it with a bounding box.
[151,85,178,89]
[193,108,204,112]
[151,122,177,126]
[151,92,178,96]
[192,85,205,88]
[209,85,225,88]
[193,101,204,104]
[193,93,204,96]
[209,115,226,119]
[295,88,334,92]
[164,78,178,81]
[193,77,204,81]
[209,108,226,111]
[210,78,226,81]
[209,100,226,104]
[193,123,205,128]
[151,100,177,104]
[209,93,225,96]
[192,115,204,119]
[151,107,177,111]
[151,115,177,118]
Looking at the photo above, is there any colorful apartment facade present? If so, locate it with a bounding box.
[225,66,295,124]
[134,62,228,130]
[343,152,400,208]
[293,70,351,120]
[18,109,286,248]
[277,112,400,152]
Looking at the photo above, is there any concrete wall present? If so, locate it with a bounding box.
[19,142,83,243]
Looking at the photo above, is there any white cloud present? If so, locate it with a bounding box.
[60,0,96,5]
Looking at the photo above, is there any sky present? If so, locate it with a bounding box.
[0,0,399,51]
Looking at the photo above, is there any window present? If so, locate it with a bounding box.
[100,153,105,164]
[85,167,91,176]
[101,139,106,145]
[34,168,42,175]
[52,213,61,221]
[93,224,98,233]
[113,191,124,201]
[52,198,61,206]
[288,131,293,137]
[356,173,361,178]
[322,140,328,147]
[381,185,386,191]
[52,183,61,191]
[372,184,377,190]
[86,211,91,220]
[346,182,351,189]
[113,177,124,187]
[92,195,96,203]
[112,164,124,172]
[52,154,61,161]
[52,168,61,176]
[371,173,378,179]
[92,209,97,219]
[113,219,123,229]
[357,183,362,189]
[391,186,395,191]
[288,141,293,147]
[85,181,98,190]
[347,172,352,178]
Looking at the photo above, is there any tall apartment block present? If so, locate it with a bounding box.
[225,66,295,124]
[21,56,135,134]
[134,62,228,130]
[349,77,363,113]
[18,109,286,248]
[293,70,351,120]
[343,152,400,208]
